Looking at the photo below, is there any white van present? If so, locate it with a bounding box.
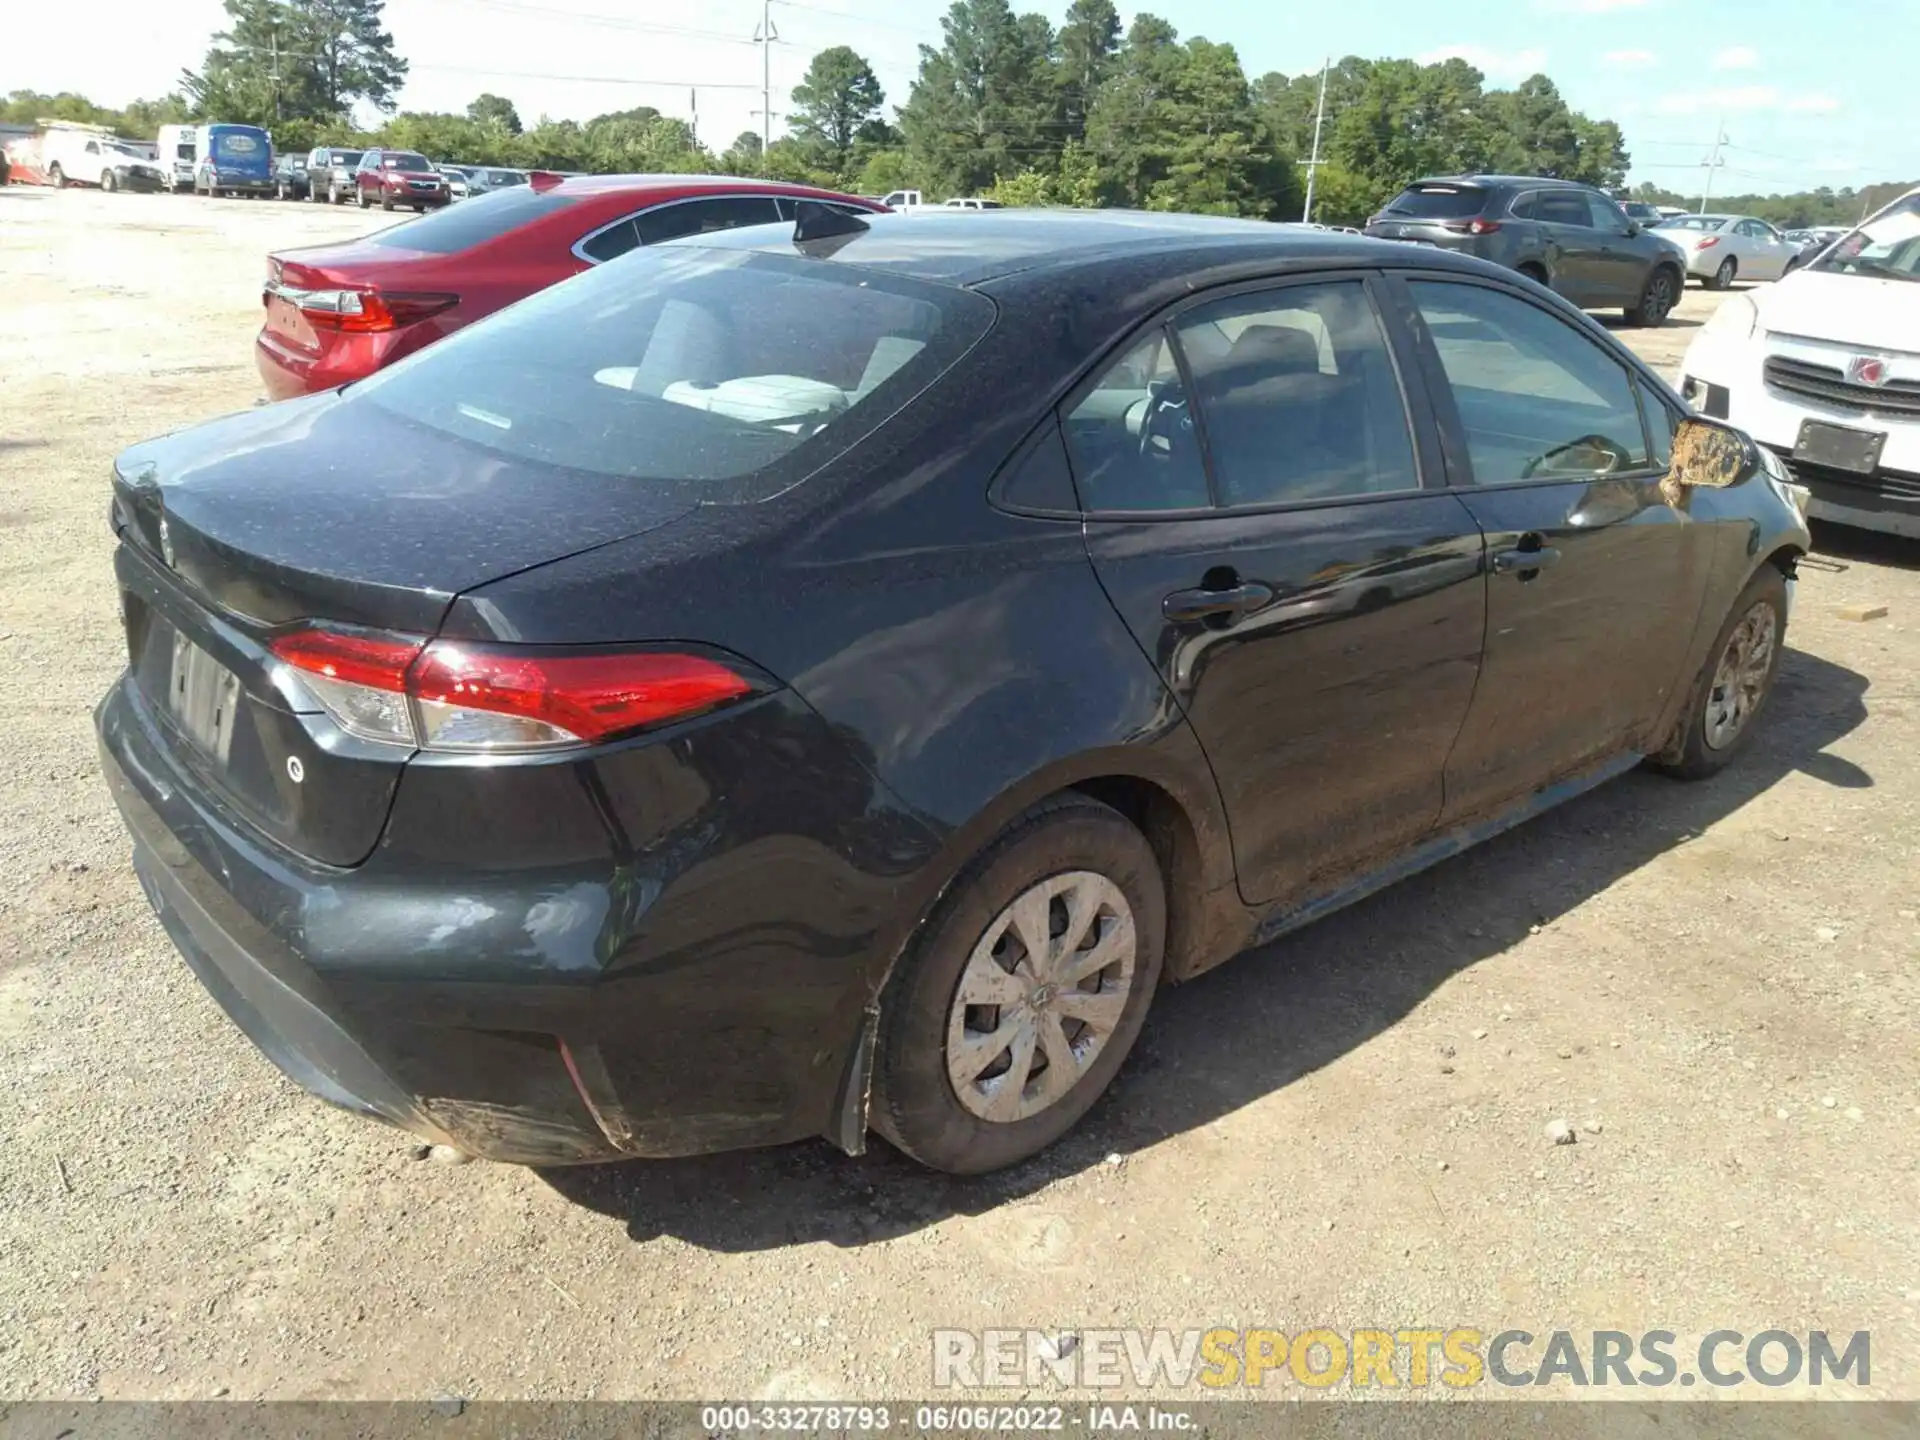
[35,123,168,191]
[157,124,198,192]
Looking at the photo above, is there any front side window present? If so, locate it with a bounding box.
[1410,281,1650,484]
[1587,195,1630,232]
[1174,282,1419,506]
[353,247,991,492]
[1064,328,1209,512]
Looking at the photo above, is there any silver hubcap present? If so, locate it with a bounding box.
[946,871,1136,1124]
[1704,601,1777,750]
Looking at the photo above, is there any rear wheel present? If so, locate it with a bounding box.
[1709,256,1737,290]
[871,794,1165,1174]
[1625,266,1678,327]
[1516,261,1550,288]
[1650,566,1787,780]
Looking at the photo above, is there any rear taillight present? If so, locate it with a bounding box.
[270,284,458,333]
[1443,218,1502,235]
[268,626,756,753]
[1697,235,1721,249]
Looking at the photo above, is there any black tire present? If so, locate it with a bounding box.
[101,169,117,193]
[48,163,66,188]
[1625,265,1679,326]
[871,794,1165,1175]
[1649,565,1788,781]
[381,192,394,211]
[358,187,370,208]
[1709,256,1737,290]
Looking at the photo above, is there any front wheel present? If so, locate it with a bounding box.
[48,163,66,188]
[101,169,117,193]
[1625,267,1678,327]
[871,794,1165,1174]
[1650,566,1787,780]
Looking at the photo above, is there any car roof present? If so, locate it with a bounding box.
[1405,174,1595,190]
[665,207,1487,287]
[540,172,869,201]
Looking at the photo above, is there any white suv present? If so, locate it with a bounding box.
[1679,188,1920,539]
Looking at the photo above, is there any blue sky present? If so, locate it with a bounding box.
[10,0,1915,193]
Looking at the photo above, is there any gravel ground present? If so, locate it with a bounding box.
[1,186,1917,1407]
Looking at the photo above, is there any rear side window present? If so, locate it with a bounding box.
[579,218,641,262]
[1064,328,1210,512]
[1175,282,1418,506]
[353,247,992,492]
[1384,184,1486,220]
[1411,281,1650,484]
[367,186,580,254]
[1536,191,1592,227]
[634,196,783,245]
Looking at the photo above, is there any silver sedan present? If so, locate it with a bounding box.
[1652,213,1800,288]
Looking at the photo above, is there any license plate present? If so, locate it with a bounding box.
[1794,419,1884,475]
[169,634,242,764]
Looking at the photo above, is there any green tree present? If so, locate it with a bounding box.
[899,0,1061,196]
[1056,0,1120,142]
[466,92,522,136]
[183,0,408,124]
[1481,75,1582,178]
[790,46,885,179]
[1085,18,1295,217]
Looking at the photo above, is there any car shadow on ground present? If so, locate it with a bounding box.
[540,645,1871,1251]
[1810,519,1920,573]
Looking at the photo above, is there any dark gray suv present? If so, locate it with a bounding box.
[1366,175,1689,327]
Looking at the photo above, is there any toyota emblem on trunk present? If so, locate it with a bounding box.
[1847,355,1889,387]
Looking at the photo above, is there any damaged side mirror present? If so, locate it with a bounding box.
[1669,415,1758,491]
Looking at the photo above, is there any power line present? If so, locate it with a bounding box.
[416,0,762,47]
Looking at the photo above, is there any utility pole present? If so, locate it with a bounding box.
[1699,123,1727,212]
[1299,56,1330,224]
[753,0,780,154]
[269,27,281,123]
[689,88,698,148]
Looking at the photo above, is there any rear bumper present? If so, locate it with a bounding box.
[96,668,935,1164]
[206,175,275,194]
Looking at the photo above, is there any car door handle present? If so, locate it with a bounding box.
[1492,545,1562,574]
[1163,582,1275,623]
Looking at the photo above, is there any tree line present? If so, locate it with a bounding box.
[5,0,1906,229]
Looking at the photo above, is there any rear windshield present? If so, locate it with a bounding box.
[1383,184,1487,219]
[1811,193,1920,282]
[366,185,579,254]
[210,131,265,158]
[353,246,995,494]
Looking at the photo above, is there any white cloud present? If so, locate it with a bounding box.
[1417,44,1550,80]
[1652,85,1779,115]
[1603,49,1659,67]
[1712,45,1761,71]
[1785,94,1841,113]
[1535,0,1650,12]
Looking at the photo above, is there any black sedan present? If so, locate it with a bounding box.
[97,208,1810,1175]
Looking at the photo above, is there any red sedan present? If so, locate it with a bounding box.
[255,175,887,400]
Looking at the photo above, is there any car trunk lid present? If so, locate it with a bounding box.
[110,392,697,866]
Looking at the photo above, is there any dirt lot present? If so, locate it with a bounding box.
[1,186,1917,1407]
